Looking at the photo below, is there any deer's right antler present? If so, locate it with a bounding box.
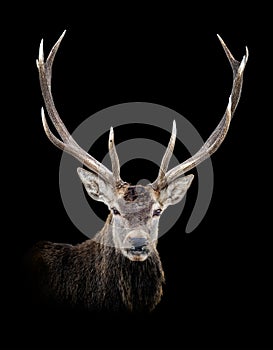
[37,30,125,188]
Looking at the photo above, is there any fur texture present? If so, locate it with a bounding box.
[29,214,165,312]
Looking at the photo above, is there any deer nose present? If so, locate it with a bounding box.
[129,237,148,251]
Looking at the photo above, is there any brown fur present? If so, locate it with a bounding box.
[29,214,165,312]
[124,186,138,201]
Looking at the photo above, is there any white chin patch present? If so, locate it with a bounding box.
[123,249,149,262]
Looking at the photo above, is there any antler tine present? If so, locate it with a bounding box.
[161,36,248,186]
[152,120,176,190]
[37,30,71,143]
[41,106,66,151]
[37,31,115,185]
[109,127,125,188]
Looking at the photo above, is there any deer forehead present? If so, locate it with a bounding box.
[116,185,159,213]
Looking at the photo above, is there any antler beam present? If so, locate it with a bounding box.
[152,35,249,190]
[37,31,125,188]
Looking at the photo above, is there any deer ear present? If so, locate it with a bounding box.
[77,167,114,205]
[159,174,194,208]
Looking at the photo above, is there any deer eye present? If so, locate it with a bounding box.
[112,207,120,215]
[153,209,162,217]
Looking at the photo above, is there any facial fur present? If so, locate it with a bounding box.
[111,185,162,261]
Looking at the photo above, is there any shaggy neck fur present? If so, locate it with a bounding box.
[31,214,165,312]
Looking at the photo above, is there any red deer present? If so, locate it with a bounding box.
[30,31,248,311]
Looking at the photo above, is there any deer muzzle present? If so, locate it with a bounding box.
[123,230,151,261]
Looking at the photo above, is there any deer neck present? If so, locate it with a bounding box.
[81,213,165,311]
[93,213,114,247]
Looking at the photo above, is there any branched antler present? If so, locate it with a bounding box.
[37,31,126,188]
[152,35,248,190]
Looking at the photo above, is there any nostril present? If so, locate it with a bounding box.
[130,237,147,251]
[131,245,145,252]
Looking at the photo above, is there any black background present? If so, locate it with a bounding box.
[3,4,270,349]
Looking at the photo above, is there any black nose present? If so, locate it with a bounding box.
[130,237,148,251]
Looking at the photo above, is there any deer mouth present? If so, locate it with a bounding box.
[124,247,150,262]
[122,231,151,261]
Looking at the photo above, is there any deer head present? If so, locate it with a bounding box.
[37,31,248,261]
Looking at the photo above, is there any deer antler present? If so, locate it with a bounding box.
[37,31,125,188]
[152,35,249,190]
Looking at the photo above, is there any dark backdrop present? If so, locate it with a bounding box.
[3,4,270,349]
